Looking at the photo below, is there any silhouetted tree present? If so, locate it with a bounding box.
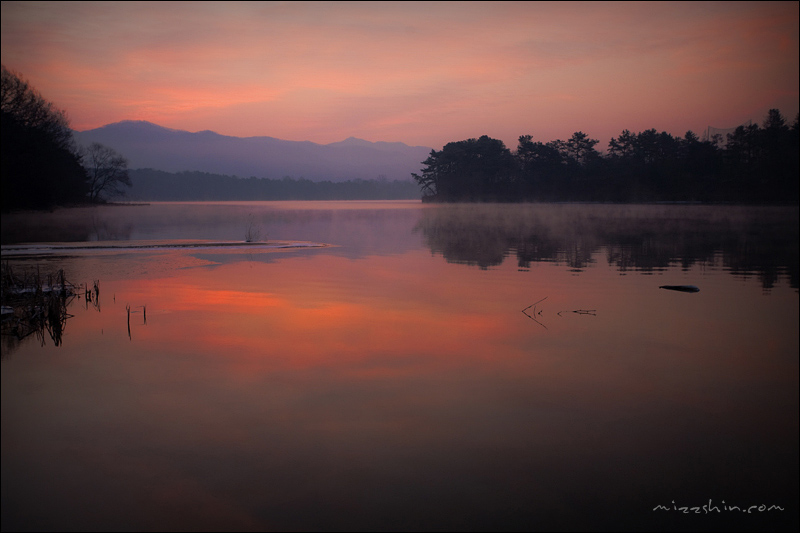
[413,136,516,201]
[81,142,131,202]
[679,130,720,202]
[416,115,796,204]
[722,114,779,201]
[726,123,760,167]
[1,65,89,211]
[516,135,565,200]
[607,129,637,159]
[565,131,600,165]
[1,65,73,151]
[602,128,718,201]
[756,109,797,203]
[763,108,787,130]
[514,132,603,201]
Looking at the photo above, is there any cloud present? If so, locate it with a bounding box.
[2,1,797,149]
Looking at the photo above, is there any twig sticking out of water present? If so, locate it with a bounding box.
[557,309,597,317]
[522,297,548,330]
[245,213,264,243]
[82,280,101,311]
[523,297,597,330]
[521,296,547,314]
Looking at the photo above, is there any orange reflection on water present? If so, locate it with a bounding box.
[3,243,798,533]
[59,244,800,465]
[106,251,536,379]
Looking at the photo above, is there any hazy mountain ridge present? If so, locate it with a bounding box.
[73,120,432,182]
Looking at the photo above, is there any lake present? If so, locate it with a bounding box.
[1,201,798,532]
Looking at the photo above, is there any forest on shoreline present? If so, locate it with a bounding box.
[125,169,420,201]
[414,110,799,204]
[2,65,131,212]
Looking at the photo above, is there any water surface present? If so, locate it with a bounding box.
[2,201,797,531]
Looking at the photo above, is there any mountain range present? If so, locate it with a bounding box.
[72,121,432,182]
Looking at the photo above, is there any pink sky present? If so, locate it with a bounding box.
[2,1,798,150]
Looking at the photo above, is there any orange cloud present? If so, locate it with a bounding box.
[2,1,796,149]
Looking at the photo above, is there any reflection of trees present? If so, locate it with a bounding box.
[416,204,799,288]
[1,207,134,244]
[420,218,508,269]
[718,220,800,290]
[418,206,600,270]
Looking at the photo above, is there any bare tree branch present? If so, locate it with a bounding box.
[81,143,131,202]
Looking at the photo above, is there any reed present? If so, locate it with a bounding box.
[1,262,76,347]
[244,213,264,242]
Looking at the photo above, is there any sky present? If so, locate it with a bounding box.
[1,1,798,150]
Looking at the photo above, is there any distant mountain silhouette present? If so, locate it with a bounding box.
[73,121,432,182]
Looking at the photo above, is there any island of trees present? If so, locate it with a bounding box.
[414,111,799,204]
[1,65,130,212]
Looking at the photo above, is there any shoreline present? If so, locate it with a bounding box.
[0,239,330,257]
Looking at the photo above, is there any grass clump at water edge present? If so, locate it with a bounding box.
[1,262,89,350]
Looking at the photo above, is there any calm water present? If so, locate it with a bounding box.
[1,201,798,532]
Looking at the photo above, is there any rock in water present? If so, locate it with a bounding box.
[659,285,700,293]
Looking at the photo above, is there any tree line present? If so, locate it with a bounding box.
[2,66,130,212]
[413,110,799,204]
[126,169,420,200]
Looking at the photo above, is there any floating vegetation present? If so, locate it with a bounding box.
[1,262,82,350]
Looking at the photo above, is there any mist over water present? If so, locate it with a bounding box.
[3,202,797,286]
[2,201,797,532]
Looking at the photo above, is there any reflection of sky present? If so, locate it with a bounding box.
[2,238,798,530]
